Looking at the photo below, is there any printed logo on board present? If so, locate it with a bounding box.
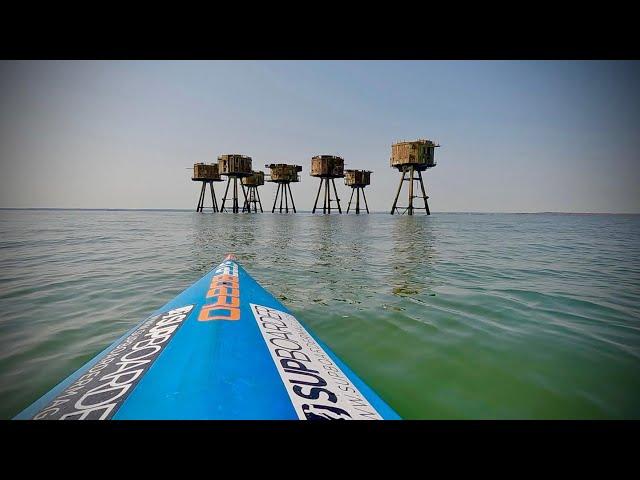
[250,303,382,420]
[198,261,240,322]
[32,305,194,420]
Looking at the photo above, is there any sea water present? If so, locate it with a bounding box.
[0,210,638,419]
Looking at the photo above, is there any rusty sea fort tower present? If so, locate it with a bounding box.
[266,163,302,213]
[311,155,345,214]
[344,169,372,214]
[241,170,265,213]
[218,154,253,213]
[390,139,439,215]
[192,162,223,212]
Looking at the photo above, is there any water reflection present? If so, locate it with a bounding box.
[312,215,341,269]
[265,214,297,270]
[389,217,437,299]
[306,216,378,308]
[189,214,258,272]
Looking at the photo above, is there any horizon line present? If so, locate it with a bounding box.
[0,207,638,215]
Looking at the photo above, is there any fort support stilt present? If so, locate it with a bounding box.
[192,163,223,213]
[265,164,301,214]
[310,155,344,214]
[417,170,430,215]
[390,170,406,214]
[272,184,280,213]
[312,177,342,214]
[346,188,355,214]
[325,178,330,214]
[346,186,370,214]
[331,179,342,214]
[196,182,206,212]
[243,186,263,213]
[390,166,431,216]
[312,179,323,214]
[287,184,297,213]
[209,182,219,212]
[408,166,414,216]
[221,177,249,213]
[220,177,231,212]
[256,188,264,213]
[362,188,370,214]
[195,181,220,212]
[344,170,372,214]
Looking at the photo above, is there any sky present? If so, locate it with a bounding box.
[0,60,638,213]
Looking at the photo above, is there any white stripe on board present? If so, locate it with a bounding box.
[250,303,382,420]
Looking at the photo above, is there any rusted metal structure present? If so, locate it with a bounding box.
[241,170,265,213]
[218,154,253,213]
[390,139,439,215]
[192,163,223,212]
[310,155,344,214]
[344,169,372,214]
[265,163,302,213]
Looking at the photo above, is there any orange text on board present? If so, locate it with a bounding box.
[198,261,240,321]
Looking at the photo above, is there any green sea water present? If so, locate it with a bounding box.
[0,209,639,419]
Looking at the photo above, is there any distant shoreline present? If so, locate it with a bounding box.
[0,208,638,215]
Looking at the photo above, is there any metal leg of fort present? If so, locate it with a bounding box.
[362,188,370,214]
[312,180,322,214]
[230,178,234,213]
[325,179,330,214]
[284,183,288,213]
[346,188,354,213]
[231,178,236,213]
[235,179,240,213]
[272,184,280,213]
[240,182,249,213]
[256,187,263,213]
[209,183,215,212]
[220,177,231,213]
[280,182,284,212]
[208,182,216,212]
[242,186,248,213]
[417,170,430,215]
[236,179,242,213]
[355,187,360,214]
[287,184,296,213]
[331,178,341,214]
[390,170,406,214]
[202,182,208,212]
[323,179,328,214]
[197,182,205,212]
[408,166,415,216]
[231,178,235,213]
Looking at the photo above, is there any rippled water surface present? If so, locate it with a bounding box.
[1,210,639,419]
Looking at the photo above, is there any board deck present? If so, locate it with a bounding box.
[15,256,400,420]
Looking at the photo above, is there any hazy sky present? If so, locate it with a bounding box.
[1,60,638,212]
